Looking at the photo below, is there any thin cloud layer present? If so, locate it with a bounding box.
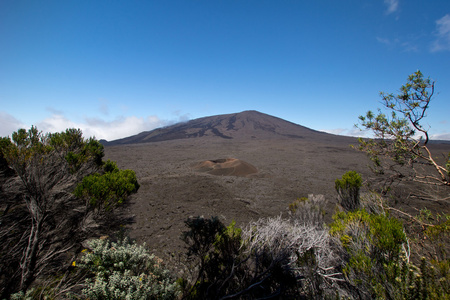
[430,132,450,141]
[376,36,419,52]
[320,128,369,138]
[384,0,399,15]
[0,112,26,137]
[431,14,450,52]
[321,127,450,141]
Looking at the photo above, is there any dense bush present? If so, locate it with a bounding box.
[181,216,243,299]
[77,237,179,300]
[0,127,139,297]
[330,208,449,299]
[335,171,362,211]
[74,160,140,213]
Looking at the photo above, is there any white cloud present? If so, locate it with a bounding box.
[431,14,450,52]
[37,114,79,135]
[384,0,399,15]
[172,110,191,122]
[430,132,450,141]
[46,107,64,115]
[401,42,418,52]
[320,128,345,135]
[36,114,173,141]
[376,37,392,45]
[321,127,450,141]
[1,109,191,141]
[0,112,26,137]
[320,127,369,138]
[376,37,418,52]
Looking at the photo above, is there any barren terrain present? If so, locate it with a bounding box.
[105,137,371,260]
[103,111,450,263]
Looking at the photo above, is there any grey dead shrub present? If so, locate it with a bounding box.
[241,195,346,298]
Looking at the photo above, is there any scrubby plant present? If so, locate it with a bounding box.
[0,127,139,297]
[182,216,225,261]
[181,196,345,299]
[181,217,242,299]
[335,171,363,211]
[330,208,450,299]
[288,196,308,213]
[74,159,139,213]
[242,214,342,298]
[290,194,327,226]
[77,237,179,300]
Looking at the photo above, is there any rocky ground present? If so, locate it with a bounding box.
[105,136,376,261]
[102,111,450,265]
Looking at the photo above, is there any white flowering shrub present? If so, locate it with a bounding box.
[79,238,179,300]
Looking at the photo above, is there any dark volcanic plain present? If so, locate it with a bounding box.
[103,111,450,261]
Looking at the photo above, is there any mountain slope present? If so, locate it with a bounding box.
[105,110,344,145]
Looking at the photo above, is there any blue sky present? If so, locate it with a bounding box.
[1,0,449,141]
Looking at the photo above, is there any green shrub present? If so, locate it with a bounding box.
[335,171,362,211]
[331,209,406,261]
[330,209,450,299]
[181,217,243,299]
[288,196,308,213]
[74,167,139,212]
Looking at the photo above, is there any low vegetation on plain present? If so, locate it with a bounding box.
[1,71,449,299]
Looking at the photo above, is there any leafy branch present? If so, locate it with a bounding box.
[357,71,449,188]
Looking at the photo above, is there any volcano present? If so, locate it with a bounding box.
[104,110,349,145]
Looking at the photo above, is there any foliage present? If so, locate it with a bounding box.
[76,237,179,300]
[352,71,450,298]
[425,213,450,239]
[48,128,104,173]
[74,160,139,213]
[181,216,233,299]
[0,127,139,297]
[335,171,362,211]
[289,194,328,228]
[181,196,344,299]
[357,70,450,188]
[288,196,308,213]
[330,209,406,263]
[196,220,245,299]
[330,208,450,299]
[182,216,225,260]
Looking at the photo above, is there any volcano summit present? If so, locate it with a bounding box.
[103,110,345,145]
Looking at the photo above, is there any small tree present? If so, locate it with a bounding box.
[0,127,139,296]
[357,70,450,189]
[335,171,363,211]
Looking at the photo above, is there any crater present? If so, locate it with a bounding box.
[192,158,258,177]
